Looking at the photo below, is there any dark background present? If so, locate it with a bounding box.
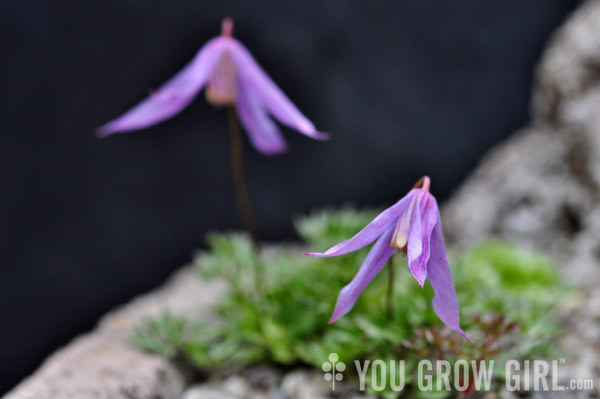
[0,0,578,394]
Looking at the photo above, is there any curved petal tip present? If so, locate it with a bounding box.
[304,252,326,257]
[314,131,331,141]
[459,330,472,343]
[95,129,107,139]
[258,142,289,156]
[95,126,115,139]
[411,269,427,288]
[328,308,344,324]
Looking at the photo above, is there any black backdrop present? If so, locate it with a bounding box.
[0,0,578,393]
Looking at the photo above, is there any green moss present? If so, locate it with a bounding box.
[133,208,568,396]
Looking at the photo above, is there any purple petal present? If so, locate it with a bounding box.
[306,191,415,257]
[228,40,329,141]
[98,38,225,136]
[329,226,396,323]
[407,192,437,286]
[406,193,423,280]
[235,75,287,155]
[427,207,471,341]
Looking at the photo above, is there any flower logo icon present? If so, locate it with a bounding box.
[322,353,346,390]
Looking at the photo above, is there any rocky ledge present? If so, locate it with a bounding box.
[442,0,600,392]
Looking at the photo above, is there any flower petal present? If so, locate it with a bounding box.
[329,226,396,323]
[306,191,415,257]
[235,75,287,155]
[406,193,423,276]
[407,193,437,286]
[427,209,471,341]
[228,40,329,140]
[98,38,225,136]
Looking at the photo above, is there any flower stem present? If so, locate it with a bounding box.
[228,107,258,245]
[227,107,262,291]
[386,256,395,318]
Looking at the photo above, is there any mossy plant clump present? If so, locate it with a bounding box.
[133,208,567,398]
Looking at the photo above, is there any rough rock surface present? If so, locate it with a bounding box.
[442,0,600,393]
[182,370,369,399]
[3,268,225,399]
[443,0,600,284]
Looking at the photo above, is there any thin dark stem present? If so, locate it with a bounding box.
[386,256,395,318]
[227,107,258,246]
[227,107,262,292]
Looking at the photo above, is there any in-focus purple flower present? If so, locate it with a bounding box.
[306,176,470,341]
[98,18,329,155]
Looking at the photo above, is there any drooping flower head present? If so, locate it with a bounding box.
[307,176,470,341]
[98,18,329,155]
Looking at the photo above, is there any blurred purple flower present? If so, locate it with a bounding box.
[98,18,328,155]
[306,176,470,341]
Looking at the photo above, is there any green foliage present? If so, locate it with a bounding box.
[132,208,568,397]
[132,311,186,359]
[454,242,565,348]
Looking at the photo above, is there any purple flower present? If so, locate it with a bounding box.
[98,18,329,155]
[306,176,470,341]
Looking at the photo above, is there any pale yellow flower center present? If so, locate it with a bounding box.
[389,176,431,254]
[206,51,237,107]
[391,193,418,254]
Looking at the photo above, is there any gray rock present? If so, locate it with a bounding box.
[442,0,600,394]
[221,375,252,398]
[281,371,331,399]
[183,385,236,399]
[243,365,282,391]
[443,0,600,288]
[279,370,311,399]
